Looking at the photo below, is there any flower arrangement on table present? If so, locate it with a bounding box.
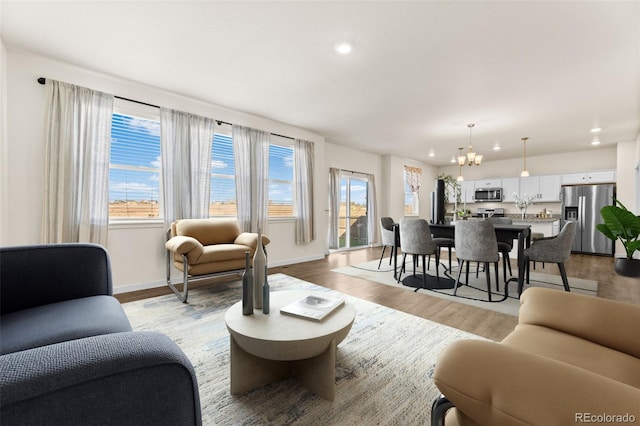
[513,193,536,219]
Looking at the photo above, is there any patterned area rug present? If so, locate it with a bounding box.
[122,273,486,425]
[332,258,599,317]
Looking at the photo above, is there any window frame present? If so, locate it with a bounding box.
[268,136,295,219]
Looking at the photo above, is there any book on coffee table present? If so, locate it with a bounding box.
[280,295,345,321]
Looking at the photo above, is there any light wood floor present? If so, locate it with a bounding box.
[116,248,639,342]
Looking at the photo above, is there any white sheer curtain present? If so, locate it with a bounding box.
[367,173,378,245]
[41,80,114,246]
[160,108,215,227]
[328,167,341,249]
[294,139,315,244]
[232,125,270,233]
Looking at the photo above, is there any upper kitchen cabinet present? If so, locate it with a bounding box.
[460,180,476,204]
[519,175,562,202]
[474,178,501,188]
[501,177,520,202]
[561,170,616,185]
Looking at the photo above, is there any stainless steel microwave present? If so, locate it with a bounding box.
[474,188,503,202]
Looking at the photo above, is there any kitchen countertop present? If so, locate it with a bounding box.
[510,215,560,223]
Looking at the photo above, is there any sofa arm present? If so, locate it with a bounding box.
[433,340,640,426]
[0,331,201,426]
[234,232,271,251]
[166,236,204,263]
[519,287,640,358]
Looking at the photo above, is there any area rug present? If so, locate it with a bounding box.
[332,258,599,317]
[122,273,486,425]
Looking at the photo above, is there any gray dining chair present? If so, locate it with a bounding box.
[454,220,500,301]
[486,216,514,287]
[378,217,396,269]
[397,219,440,287]
[521,221,577,295]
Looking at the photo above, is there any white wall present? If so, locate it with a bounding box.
[4,50,328,292]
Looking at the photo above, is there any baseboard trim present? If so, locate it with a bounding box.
[113,254,326,295]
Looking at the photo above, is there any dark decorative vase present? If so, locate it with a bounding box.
[262,266,270,314]
[614,257,640,278]
[242,251,253,315]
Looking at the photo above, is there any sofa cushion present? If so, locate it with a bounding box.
[174,218,240,246]
[1,296,132,355]
[502,323,640,388]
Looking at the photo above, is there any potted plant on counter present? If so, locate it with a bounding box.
[596,199,640,277]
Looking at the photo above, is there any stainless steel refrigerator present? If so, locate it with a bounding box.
[560,184,615,255]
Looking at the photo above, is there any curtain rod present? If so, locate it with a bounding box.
[37,77,295,141]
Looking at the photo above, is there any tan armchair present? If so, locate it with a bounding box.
[432,287,640,425]
[165,218,270,302]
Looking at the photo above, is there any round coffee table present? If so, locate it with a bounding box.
[224,290,355,400]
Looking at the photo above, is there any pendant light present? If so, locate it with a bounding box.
[520,137,530,177]
[456,147,465,181]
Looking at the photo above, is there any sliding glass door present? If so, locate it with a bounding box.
[338,174,369,249]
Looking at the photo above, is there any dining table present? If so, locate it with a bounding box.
[393,221,532,297]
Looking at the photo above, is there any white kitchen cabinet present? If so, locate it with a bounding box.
[518,175,561,202]
[474,178,501,188]
[562,170,616,185]
[519,176,540,199]
[501,177,519,202]
[460,180,475,204]
[538,175,561,201]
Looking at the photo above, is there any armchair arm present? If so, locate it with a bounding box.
[165,236,204,263]
[0,331,201,426]
[519,287,640,358]
[434,340,640,426]
[0,244,112,315]
[234,232,271,251]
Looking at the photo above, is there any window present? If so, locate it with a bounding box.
[404,176,418,216]
[268,142,294,217]
[209,132,237,216]
[109,110,161,219]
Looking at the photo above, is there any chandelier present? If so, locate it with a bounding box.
[457,124,483,167]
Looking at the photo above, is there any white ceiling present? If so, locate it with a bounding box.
[2,1,639,166]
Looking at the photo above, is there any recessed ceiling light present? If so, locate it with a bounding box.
[428,150,435,157]
[590,127,602,133]
[334,43,352,55]
[450,157,456,163]
[591,140,601,146]
[493,144,501,151]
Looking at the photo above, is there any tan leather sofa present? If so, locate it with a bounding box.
[165,218,270,302]
[432,287,640,426]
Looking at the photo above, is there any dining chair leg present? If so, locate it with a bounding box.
[434,249,440,282]
[558,263,571,292]
[378,245,387,269]
[427,254,432,271]
[454,260,464,295]
[465,261,470,285]
[422,254,427,288]
[389,245,394,265]
[448,246,452,272]
[412,254,417,277]
[485,262,492,302]
[398,253,407,283]
[494,262,499,297]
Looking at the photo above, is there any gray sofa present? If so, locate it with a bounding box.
[0,244,202,425]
